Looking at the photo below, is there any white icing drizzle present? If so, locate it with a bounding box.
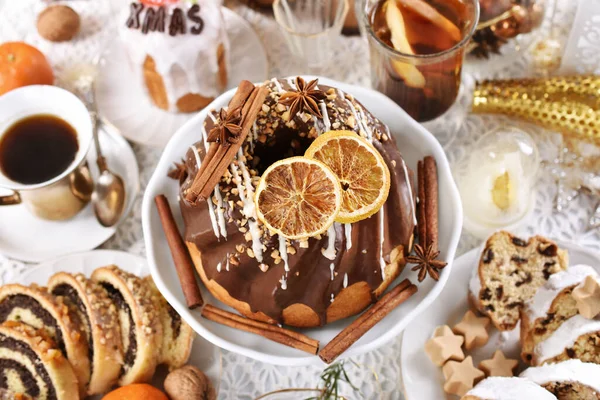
[279,275,287,290]
[118,1,229,111]
[226,258,230,271]
[250,122,257,152]
[379,208,386,279]
[271,78,284,93]
[401,158,418,226]
[330,263,335,281]
[330,293,334,303]
[216,262,222,272]
[535,315,600,364]
[525,265,598,323]
[343,273,348,288]
[321,224,337,260]
[466,377,557,400]
[287,77,297,90]
[230,159,263,262]
[191,145,220,239]
[311,115,321,135]
[357,106,374,141]
[344,223,353,250]
[345,99,372,141]
[279,235,289,272]
[320,101,331,132]
[520,359,600,393]
[213,187,227,238]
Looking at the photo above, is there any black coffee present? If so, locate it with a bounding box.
[0,114,79,184]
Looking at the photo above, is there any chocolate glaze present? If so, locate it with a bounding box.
[100,283,137,370]
[0,295,66,356]
[51,284,94,379]
[0,334,56,400]
[166,304,182,340]
[180,78,416,325]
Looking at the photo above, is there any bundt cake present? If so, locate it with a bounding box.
[47,272,123,395]
[461,377,557,400]
[178,77,417,327]
[469,231,568,331]
[120,0,229,112]
[520,360,600,399]
[0,284,89,396]
[0,321,79,400]
[91,266,162,385]
[520,265,598,365]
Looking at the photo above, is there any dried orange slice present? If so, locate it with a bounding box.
[254,157,342,240]
[305,130,391,223]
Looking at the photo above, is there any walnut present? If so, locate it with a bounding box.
[37,5,81,42]
[164,365,216,400]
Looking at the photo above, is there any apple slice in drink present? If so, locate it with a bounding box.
[398,0,462,42]
[384,0,426,88]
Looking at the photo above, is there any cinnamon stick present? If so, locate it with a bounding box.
[423,156,439,251]
[201,304,320,355]
[155,194,203,309]
[319,282,417,363]
[318,279,418,364]
[417,160,427,247]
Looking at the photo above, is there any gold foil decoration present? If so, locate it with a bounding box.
[472,75,600,144]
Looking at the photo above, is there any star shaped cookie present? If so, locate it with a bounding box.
[424,325,465,366]
[573,275,600,319]
[453,310,490,350]
[442,356,485,396]
[479,350,519,377]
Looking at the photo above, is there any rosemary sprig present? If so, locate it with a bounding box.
[306,361,360,400]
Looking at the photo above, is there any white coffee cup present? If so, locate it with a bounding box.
[0,85,93,220]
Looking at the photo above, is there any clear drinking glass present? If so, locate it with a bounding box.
[273,0,349,68]
[357,0,479,122]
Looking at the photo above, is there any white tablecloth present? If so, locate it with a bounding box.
[1,0,599,398]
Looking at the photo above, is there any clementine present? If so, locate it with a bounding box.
[0,42,54,96]
[102,383,169,400]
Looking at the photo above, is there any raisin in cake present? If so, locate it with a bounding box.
[47,272,123,395]
[521,360,600,400]
[520,265,598,364]
[461,377,557,400]
[0,284,89,396]
[91,266,162,385]
[469,231,568,331]
[0,321,79,400]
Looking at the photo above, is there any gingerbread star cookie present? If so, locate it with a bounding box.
[453,310,490,350]
[442,356,485,396]
[479,350,519,377]
[573,275,600,319]
[425,325,465,366]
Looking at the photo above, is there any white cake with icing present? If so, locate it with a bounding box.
[119,0,229,113]
[520,264,600,365]
[462,377,557,400]
[520,360,600,399]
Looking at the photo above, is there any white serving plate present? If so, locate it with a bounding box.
[17,250,222,398]
[142,76,463,366]
[400,241,600,400]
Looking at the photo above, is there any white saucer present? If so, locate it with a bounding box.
[95,7,269,148]
[0,121,139,263]
[17,250,222,398]
[400,241,600,400]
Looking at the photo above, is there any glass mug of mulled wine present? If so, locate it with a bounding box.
[358,0,479,122]
[0,85,94,220]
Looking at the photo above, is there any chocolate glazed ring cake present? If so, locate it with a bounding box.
[179,77,417,327]
[0,284,89,396]
[0,321,79,400]
[144,277,194,370]
[91,265,162,385]
[47,272,123,395]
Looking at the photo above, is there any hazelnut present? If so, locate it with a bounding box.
[37,5,81,43]
[164,365,216,400]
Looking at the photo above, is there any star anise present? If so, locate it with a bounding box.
[407,243,448,282]
[278,77,327,118]
[167,159,188,184]
[207,107,243,146]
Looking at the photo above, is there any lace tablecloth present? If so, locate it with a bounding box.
[1,0,600,398]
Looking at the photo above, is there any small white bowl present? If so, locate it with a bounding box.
[141,77,463,366]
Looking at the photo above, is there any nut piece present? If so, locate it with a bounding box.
[37,5,81,42]
[164,365,217,400]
